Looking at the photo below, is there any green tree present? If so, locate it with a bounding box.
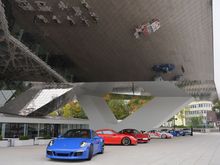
[176,107,189,125]
[213,100,220,113]
[49,101,87,119]
[190,116,203,127]
[128,97,150,113]
[62,101,87,119]
[104,93,153,119]
[107,99,129,120]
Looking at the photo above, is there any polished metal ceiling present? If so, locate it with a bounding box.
[0,0,67,82]
[5,0,214,82]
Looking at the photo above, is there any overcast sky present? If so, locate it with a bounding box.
[213,0,220,98]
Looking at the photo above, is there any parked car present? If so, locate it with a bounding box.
[119,128,150,143]
[96,129,137,145]
[168,130,184,137]
[160,129,185,137]
[181,128,193,136]
[147,130,173,139]
[152,64,175,73]
[46,129,104,160]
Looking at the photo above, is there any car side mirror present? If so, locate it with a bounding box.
[58,135,62,138]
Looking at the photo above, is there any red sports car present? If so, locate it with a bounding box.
[119,129,150,143]
[96,129,137,146]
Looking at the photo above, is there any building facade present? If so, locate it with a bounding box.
[185,101,214,127]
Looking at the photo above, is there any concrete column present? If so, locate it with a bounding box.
[78,95,118,129]
[1,123,5,138]
[24,123,27,136]
[37,124,40,137]
[116,97,194,131]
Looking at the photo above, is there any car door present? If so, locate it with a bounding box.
[148,130,155,138]
[133,129,143,139]
[102,130,118,144]
[91,131,100,152]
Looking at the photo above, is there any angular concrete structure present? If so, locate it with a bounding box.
[76,82,193,130]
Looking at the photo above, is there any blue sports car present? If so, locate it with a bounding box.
[168,130,184,136]
[152,64,175,73]
[160,129,185,137]
[46,129,104,160]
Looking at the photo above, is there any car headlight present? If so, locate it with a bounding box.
[48,140,54,146]
[80,141,88,147]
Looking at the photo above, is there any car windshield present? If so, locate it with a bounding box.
[134,129,141,134]
[110,130,118,134]
[62,129,91,138]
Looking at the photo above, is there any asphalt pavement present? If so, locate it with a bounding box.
[0,133,220,165]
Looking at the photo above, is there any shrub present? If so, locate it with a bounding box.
[43,134,51,139]
[19,136,29,140]
[0,135,2,141]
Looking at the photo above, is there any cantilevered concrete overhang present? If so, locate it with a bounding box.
[2,0,214,82]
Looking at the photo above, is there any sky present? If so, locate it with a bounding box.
[213,0,220,98]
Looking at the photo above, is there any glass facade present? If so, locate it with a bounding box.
[28,124,38,138]
[1,123,89,138]
[5,123,25,138]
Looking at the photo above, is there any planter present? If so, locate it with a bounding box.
[14,139,34,147]
[35,139,51,145]
[0,140,10,147]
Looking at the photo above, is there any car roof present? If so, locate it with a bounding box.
[96,128,115,132]
[121,128,137,131]
[66,129,92,131]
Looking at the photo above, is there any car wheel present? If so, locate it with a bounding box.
[121,137,131,146]
[87,145,93,160]
[161,134,167,139]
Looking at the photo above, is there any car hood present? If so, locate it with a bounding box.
[136,134,149,138]
[51,138,90,149]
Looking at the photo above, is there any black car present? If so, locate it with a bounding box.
[182,128,193,136]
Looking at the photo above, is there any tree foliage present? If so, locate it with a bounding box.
[176,107,189,124]
[107,99,129,120]
[190,116,203,127]
[62,101,87,119]
[104,94,153,120]
[49,94,153,120]
[213,100,220,113]
[49,101,87,119]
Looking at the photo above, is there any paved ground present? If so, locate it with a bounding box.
[1,133,220,165]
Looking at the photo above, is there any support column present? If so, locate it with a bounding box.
[37,124,40,137]
[1,123,5,138]
[77,95,118,129]
[116,97,194,131]
[24,123,27,136]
